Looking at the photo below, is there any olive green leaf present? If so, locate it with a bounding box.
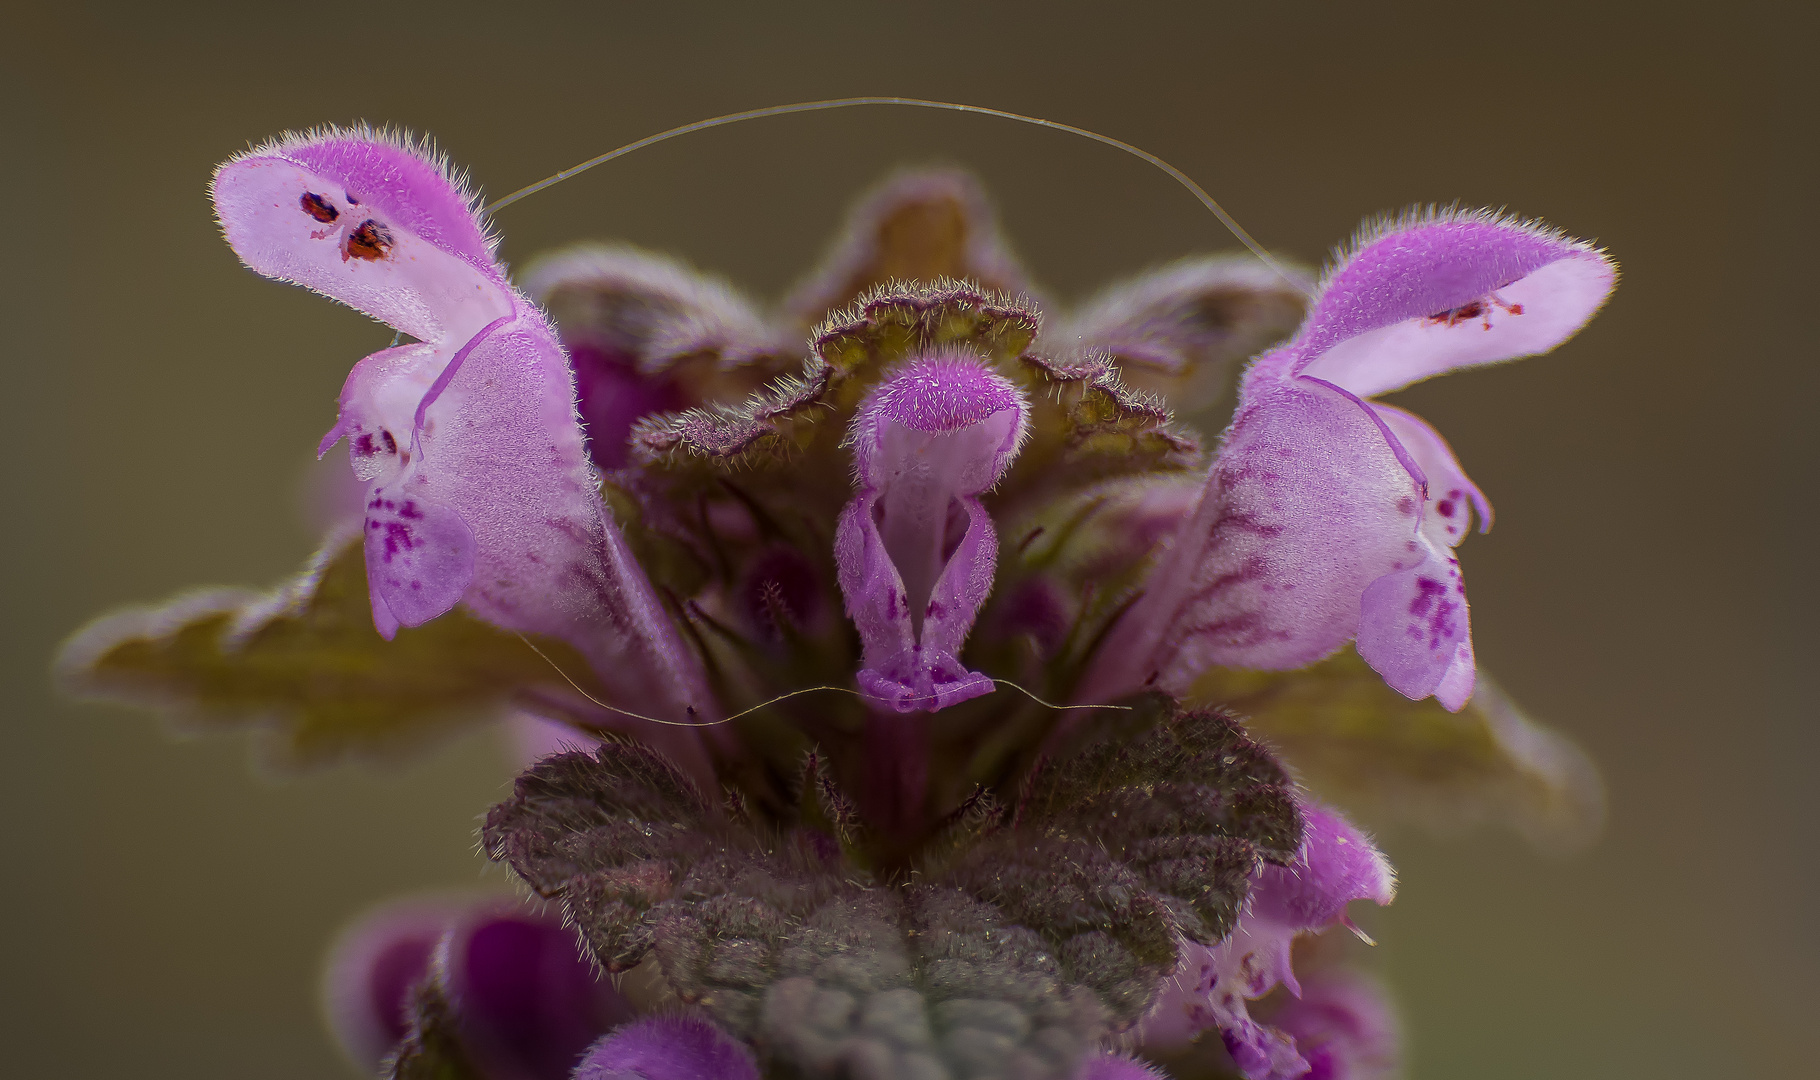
[484,701,1306,1074]
[1192,647,1606,851]
[56,533,607,772]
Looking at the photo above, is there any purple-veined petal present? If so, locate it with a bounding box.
[836,353,1028,712]
[572,1014,760,1080]
[320,895,466,1073]
[384,310,724,765]
[1078,379,1418,703]
[212,128,510,347]
[440,903,633,1080]
[1289,209,1616,398]
[1137,805,1394,1080]
[1354,405,1486,709]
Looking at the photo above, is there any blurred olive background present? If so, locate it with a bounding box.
[4,2,1814,1077]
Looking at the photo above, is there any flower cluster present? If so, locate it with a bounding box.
[60,127,1615,1080]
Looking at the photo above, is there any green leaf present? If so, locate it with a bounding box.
[1192,647,1606,851]
[483,720,1298,1074]
[1003,696,1300,946]
[56,534,609,771]
[481,741,725,972]
[1012,352,1203,481]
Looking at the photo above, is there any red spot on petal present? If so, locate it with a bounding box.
[344,219,394,261]
[299,191,338,223]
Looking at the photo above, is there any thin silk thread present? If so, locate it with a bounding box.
[481,96,1308,297]
[513,633,1130,730]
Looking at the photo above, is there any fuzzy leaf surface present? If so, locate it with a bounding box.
[1195,646,1605,850]
[57,536,606,770]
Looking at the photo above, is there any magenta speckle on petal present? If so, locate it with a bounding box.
[1408,577,1443,616]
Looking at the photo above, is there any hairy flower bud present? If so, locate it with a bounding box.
[837,353,1029,712]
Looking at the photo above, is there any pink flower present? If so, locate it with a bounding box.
[836,353,1029,711]
[572,1014,761,1080]
[62,126,1622,1080]
[210,127,722,776]
[321,895,631,1079]
[1083,211,1615,709]
[1137,805,1396,1080]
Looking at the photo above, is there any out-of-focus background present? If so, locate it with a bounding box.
[4,2,1813,1077]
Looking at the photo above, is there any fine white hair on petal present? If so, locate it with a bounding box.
[218,122,497,258]
[1318,203,1613,302]
[840,344,1032,482]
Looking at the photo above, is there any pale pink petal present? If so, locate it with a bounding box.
[1267,969,1400,1080]
[361,480,475,638]
[1370,404,1490,543]
[1248,806,1397,933]
[212,129,510,347]
[1078,380,1419,703]
[399,315,720,743]
[1292,210,1616,398]
[218,129,721,778]
[1355,547,1472,709]
[1187,210,1607,708]
[1431,638,1477,712]
[1139,937,1307,1080]
[1354,405,1486,708]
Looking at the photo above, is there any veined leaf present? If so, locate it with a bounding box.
[57,533,608,771]
[1192,647,1605,851]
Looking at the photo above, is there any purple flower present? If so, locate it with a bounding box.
[211,127,722,777]
[322,894,466,1072]
[572,1014,761,1080]
[836,353,1029,711]
[322,895,631,1079]
[1136,804,1396,1080]
[67,128,1621,1080]
[1261,968,1399,1080]
[1082,210,1615,710]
